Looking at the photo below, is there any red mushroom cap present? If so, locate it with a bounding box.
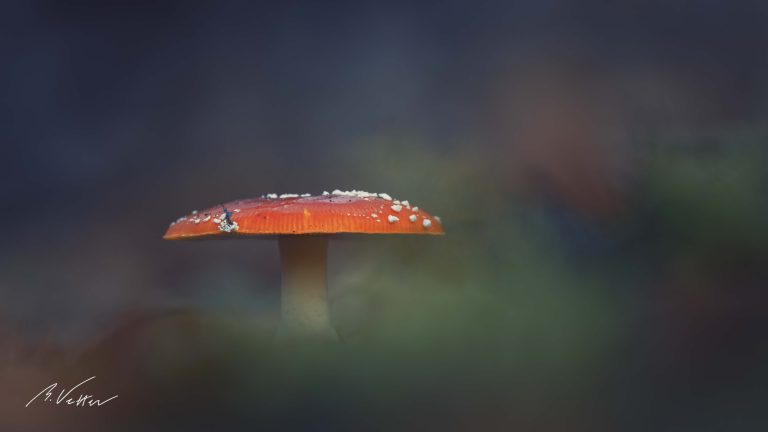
[164,191,444,240]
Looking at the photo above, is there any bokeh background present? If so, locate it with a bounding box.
[2,1,767,431]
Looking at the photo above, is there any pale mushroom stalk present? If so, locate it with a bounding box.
[276,235,338,340]
[164,190,444,341]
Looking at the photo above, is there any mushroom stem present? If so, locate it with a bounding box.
[276,235,338,340]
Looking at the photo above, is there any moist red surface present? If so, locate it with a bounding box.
[163,195,444,239]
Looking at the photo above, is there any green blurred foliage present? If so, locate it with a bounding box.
[4,130,768,431]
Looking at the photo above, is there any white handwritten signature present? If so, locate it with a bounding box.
[26,376,118,408]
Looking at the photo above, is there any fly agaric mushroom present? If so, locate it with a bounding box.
[164,190,444,340]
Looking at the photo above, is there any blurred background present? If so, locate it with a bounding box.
[2,1,767,430]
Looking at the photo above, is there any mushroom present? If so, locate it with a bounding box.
[164,190,444,340]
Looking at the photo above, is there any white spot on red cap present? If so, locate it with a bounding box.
[331,189,380,198]
[409,214,417,222]
[388,215,399,223]
[391,204,402,212]
[218,219,238,232]
[422,219,432,228]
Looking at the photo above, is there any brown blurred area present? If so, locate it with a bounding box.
[492,57,631,219]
